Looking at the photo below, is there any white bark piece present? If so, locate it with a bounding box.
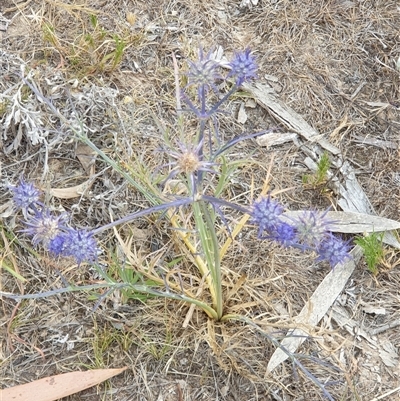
[362,305,386,315]
[266,246,363,373]
[379,340,399,367]
[330,305,377,345]
[256,132,297,148]
[282,211,400,233]
[243,82,341,155]
[237,102,248,124]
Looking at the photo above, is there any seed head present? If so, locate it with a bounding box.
[185,48,221,91]
[162,140,217,191]
[292,209,331,248]
[178,149,202,174]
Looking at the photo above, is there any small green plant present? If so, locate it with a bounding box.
[355,232,385,274]
[303,151,331,187]
[89,13,98,29]
[143,330,172,361]
[0,225,27,282]
[90,326,116,369]
[41,15,131,75]
[86,322,137,369]
[42,22,58,47]
[89,249,158,304]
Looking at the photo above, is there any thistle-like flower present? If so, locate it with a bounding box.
[251,196,284,238]
[182,48,222,119]
[317,234,352,268]
[48,234,66,256]
[268,222,296,247]
[161,140,217,192]
[22,208,68,247]
[51,228,98,265]
[185,47,221,93]
[10,180,41,212]
[228,49,258,86]
[292,209,332,248]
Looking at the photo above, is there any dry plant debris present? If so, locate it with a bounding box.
[1,0,400,400]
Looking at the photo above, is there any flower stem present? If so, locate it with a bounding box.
[198,200,223,319]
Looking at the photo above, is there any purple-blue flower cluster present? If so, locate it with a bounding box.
[50,228,98,265]
[251,196,351,268]
[10,179,41,214]
[10,181,98,265]
[228,49,258,85]
[182,48,257,120]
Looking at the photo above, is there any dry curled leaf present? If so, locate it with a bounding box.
[50,144,97,199]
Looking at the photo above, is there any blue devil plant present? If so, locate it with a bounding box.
[7,47,353,400]
[9,48,351,314]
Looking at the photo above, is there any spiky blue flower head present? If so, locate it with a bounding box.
[10,180,41,211]
[48,234,66,256]
[317,234,352,268]
[292,209,332,248]
[228,49,258,85]
[55,228,98,265]
[268,222,296,247]
[251,196,284,237]
[185,47,221,92]
[22,208,69,247]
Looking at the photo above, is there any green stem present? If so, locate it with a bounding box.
[0,283,219,320]
[199,200,223,319]
[76,135,161,206]
[192,201,217,305]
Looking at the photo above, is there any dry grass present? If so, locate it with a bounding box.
[1,0,399,400]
